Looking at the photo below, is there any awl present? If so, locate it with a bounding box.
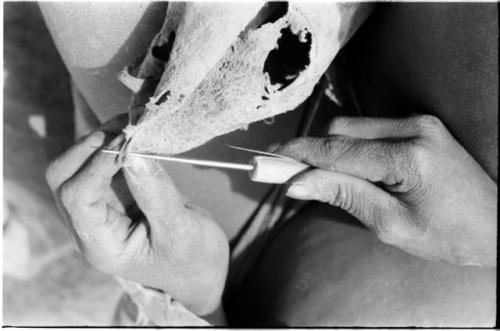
[99,148,310,184]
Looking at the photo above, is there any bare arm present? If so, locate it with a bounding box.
[39,2,167,121]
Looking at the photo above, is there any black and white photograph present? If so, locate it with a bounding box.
[2,1,497,327]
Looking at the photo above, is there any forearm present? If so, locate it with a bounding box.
[39,2,166,121]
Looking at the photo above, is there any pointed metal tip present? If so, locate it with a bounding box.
[226,144,291,160]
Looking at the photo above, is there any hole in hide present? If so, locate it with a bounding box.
[263,27,312,91]
[155,90,171,105]
[151,31,176,63]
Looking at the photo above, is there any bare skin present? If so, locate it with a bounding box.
[229,203,496,326]
[229,3,497,326]
[43,2,497,326]
[40,2,305,240]
[45,115,229,317]
[273,114,496,266]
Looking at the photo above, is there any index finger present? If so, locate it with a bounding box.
[46,114,129,191]
[46,130,105,191]
[272,136,405,186]
[69,134,125,205]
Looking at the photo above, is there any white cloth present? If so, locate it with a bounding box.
[114,277,211,326]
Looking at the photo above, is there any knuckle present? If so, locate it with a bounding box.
[59,181,77,208]
[329,116,351,133]
[395,142,431,192]
[318,135,349,156]
[407,142,433,173]
[290,137,309,149]
[316,183,339,205]
[317,136,336,156]
[373,218,400,244]
[280,137,308,156]
[368,141,389,164]
[413,115,444,136]
[86,253,116,274]
[308,137,338,169]
[374,202,417,245]
[81,243,124,274]
[330,184,350,210]
[317,182,354,213]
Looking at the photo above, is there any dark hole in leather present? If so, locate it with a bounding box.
[155,90,171,105]
[151,31,176,63]
[263,27,312,91]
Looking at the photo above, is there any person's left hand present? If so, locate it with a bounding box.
[271,115,497,267]
[46,114,229,316]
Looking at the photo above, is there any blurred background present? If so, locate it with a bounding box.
[3,2,123,325]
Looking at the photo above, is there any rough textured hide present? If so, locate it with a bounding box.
[124,3,372,155]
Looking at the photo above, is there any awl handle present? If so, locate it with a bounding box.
[249,156,310,184]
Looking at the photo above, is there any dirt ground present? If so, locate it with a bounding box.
[3,2,123,325]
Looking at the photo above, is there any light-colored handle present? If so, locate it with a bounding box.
[249,156,310,184]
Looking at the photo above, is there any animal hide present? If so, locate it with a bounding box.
[120,2,373,155]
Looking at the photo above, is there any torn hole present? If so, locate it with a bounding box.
[263,27,312,91]
[151,32,176,63]
[155,90,171,105]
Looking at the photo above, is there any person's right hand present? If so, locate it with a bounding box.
[45,115,229,316]
[272,115,497,267]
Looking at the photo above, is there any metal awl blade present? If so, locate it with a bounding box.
[226,144,293,160]
[99,149,254,171]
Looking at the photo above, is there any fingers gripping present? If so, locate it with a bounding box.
[48,115,141,266]
[68,134,125,205]
[46,114,129,191]
[59,133,127,245]
[274,136,406,186]
[59,188,132,263]
[123,156,187,229]
[286,170,408,243]
[46,131,106,190]
[288,170,395,221]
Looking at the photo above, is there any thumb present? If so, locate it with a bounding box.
[286,169,404,235]
[123,156,187,227]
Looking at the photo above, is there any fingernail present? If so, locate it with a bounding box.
[108,133,126,150]
[126,156,156,177]
[87,131,105,147]
[286,182,314,200]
